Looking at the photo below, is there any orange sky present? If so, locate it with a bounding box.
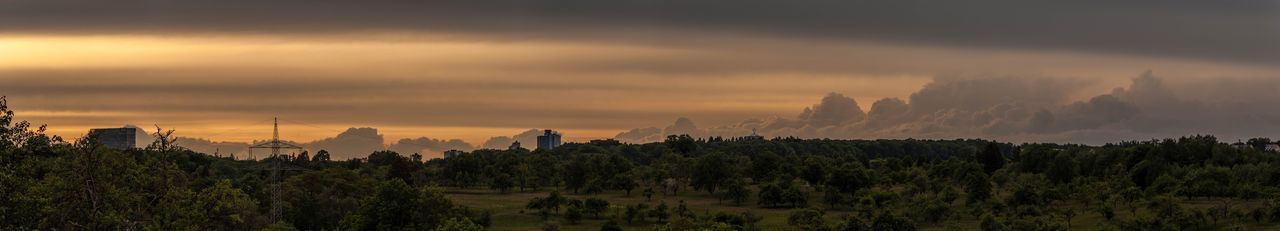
[1,1,1277,147]
[3,33,1276,145]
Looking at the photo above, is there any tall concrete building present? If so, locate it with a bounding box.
[88,127,139,150]
[536,129,561,150]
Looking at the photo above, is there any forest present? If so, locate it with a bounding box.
[5,96,1280,231]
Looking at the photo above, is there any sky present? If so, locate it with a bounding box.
[2,1,1278,159]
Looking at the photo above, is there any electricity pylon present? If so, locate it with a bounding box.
[248,117,303,224]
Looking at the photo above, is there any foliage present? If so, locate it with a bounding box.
[3,97,1280,230]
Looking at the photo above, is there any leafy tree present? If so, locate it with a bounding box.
[1045,153,1077,184]
[491,173,515,193]
[691,152,745,194]
[722,179,752,205]
[979,213,1007,231]
[584,198,610,218]
[650,202,671,223]
[600,220,623,231]
[342,180,457,230]
[965,174,993,204]
[787,208,826,231]
[828,164,871,195]
[801,156,832,186]
[434,218,483,231]
[870,213,917,231]
[196,180,261,230]
[282,168,374,231]
[611,173,639,196]
[665,134,699,154]
[978,142,1005,175]
[624,204,646,224]
[836,216,869,231]
[823,187,846,209]
[564,206,583,224]
[312,150,331,162]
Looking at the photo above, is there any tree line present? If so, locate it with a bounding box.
[5,96,1280,230]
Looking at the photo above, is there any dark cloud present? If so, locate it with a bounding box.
[1,1,1275,64]
[480,129,543,149]
[388,137,475,159]
[616,72,1280,144]
[171,127,548,160]
[615,127,662,143]
[799,93,865,127]
[664,117,699,137]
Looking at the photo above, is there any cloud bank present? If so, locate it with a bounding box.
[614,72,1280,144]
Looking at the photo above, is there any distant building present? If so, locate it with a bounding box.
[509,141,523,150]
[537,129,562,150]
[1232,140,1280,152]
[443,149,465,158]
[1232,141,1249,150]
[743,128,765,141]
[88,127,138,150]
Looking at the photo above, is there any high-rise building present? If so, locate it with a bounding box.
[536,129,561,150]
[88,127,139,150]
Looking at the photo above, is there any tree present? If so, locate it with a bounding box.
[342,180,458,231]
[1247,138,1273,150]
[600,220,623,231]
[1045,153,1077,184]
[312,150,331,162]
[584,198,610,218]
[801,157,832,186]
[823,187,847,209]
[665,134,699,154]
[283,168,374,231]
[978,142,1005,175]
[527,191,568,215]
[965,174,993,205]
[564,207,583,224]
[611,173,638,196]
[979,213,1007,231]
[434,218,483,231]
[828,165,871,195]
[836,216,869,231]
[491,173,515,193]
[870,213,917,231]
[624,204,646,224]
[691,152,744,194]
[650,202,671,223]
[196,180,261,230]
[787,208,826,231]
[722,180,752,205]
[294,151,310,167]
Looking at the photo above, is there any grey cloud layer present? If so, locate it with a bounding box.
[2,0,1276,64]
[174,127,479,160]
[615,72,1280,145]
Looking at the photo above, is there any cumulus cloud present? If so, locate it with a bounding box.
[173,127,500,160]
[799,93,865,127]
[480,129,544,149]
[388,137,475,159]
[616,72,1280,144]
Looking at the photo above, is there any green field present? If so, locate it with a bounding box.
[445,187,1280,231]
